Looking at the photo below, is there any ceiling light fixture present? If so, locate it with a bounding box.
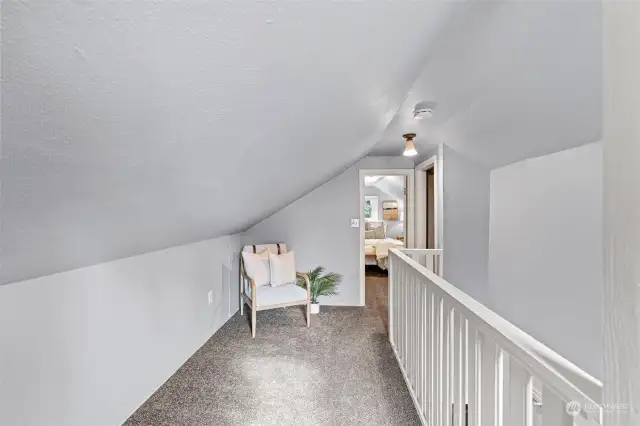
[402,133,418,157]
[413,101,437,120]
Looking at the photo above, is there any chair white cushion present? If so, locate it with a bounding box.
[268,251,297,287]
[242,250,271,287]
[255,284,307,307]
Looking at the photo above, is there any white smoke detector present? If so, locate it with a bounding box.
[413,101,437,120]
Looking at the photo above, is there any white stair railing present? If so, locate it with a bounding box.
[389,248,602,426]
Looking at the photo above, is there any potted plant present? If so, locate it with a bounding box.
[297,266,342,314]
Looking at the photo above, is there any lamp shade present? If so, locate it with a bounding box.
[403,139,417,156]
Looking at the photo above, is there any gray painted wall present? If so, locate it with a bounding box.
[244,156,414,306]
[363,175,405,239]
[0,235,242,426]
[488,142,603,378]
[1,1,455,285]
[372,0,602,168]
[442,145,491,303]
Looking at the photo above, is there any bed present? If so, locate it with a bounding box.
[364,221,404,269]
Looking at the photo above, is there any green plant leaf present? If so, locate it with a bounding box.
[299,266,341,303]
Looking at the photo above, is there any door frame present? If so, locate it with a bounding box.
[359,169,415,306]
[415,155,442,250]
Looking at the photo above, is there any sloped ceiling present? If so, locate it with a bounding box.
[370,1,602,167]
[1,1,458,284]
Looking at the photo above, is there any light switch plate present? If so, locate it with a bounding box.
[351,218,359,228]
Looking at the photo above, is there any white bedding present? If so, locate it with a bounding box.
[364,238,404,268]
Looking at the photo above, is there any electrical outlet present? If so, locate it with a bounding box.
[208,290,213,305]
[350,218,359,228]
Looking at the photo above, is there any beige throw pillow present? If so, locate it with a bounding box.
[241,250,271,287]
[268,251,297,287]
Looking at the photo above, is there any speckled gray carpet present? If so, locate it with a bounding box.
[123,286,419,426]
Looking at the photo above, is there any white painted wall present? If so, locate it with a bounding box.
[0,235,242,426]
[488,142,603,379]
[244,156,414,306]
[363,175,405,239]
[442,144,490,303]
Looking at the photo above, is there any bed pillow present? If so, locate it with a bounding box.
[364,230,376,239]
[371,222,386,240]
[367,221,386,239]
[269,251,297,287]
[241,250,271,287]
[373,224,386,239]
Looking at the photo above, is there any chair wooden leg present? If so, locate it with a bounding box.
[251,309,256,338]
[307,302,310,327]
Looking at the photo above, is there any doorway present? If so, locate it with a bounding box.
[359,169,415,309]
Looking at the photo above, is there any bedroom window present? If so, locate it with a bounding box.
[364,196,379,221]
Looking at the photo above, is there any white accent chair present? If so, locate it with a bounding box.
[240,244,310,338]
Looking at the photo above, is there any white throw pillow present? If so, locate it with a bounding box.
[268,251,297,287]
[242,250,271,287]
[372,223,386,239]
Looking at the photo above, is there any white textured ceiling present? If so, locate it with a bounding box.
[370,1,602,167]
[1,1,457,284]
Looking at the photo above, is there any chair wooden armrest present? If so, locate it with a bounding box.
[296,272,311,297]
[297,272,311,328]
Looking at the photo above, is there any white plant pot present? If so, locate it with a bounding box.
[310,303,320,314]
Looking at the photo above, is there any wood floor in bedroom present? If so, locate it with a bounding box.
[364,266,389,333]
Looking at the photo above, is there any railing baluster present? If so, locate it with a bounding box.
[410,271,415,387]
[443,300,452,425]
[402,264,406,363]
[388,255,393,346]
[410,271,415,388]
[467,321,479,426]
[419,276,425,409]
[498,350,509,426]
[420,282,426,416]
[479,332,498,426]
[428,289,435,425]
[412,271,417,388]
[416,274,420,397]
[509,357,532,426]
[399,264,404,362]
[542,386,574,426]
[417,276,427,406]
[435,294,443,426]
[452,311,464,426]
[413,271,417,390]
